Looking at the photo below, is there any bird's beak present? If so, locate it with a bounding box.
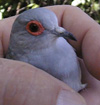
[54,27,77,41]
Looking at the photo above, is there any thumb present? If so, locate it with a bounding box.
[0,58,86,105]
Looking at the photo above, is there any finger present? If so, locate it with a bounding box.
[79,59,100,105]
[0,58,86,105]
[46,5,100,80]
[0,16,17,56]
[46,5,97,54]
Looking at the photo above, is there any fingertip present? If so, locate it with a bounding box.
[56,89,86,105]
[0,16,17,54]
[82,24,100,80]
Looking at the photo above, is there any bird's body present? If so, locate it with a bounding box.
[6,8,86,91]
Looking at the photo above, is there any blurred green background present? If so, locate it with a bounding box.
[0,0,100,23]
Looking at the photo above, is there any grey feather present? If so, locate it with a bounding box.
[6,8,86,91]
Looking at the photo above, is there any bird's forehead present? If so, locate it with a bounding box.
[18,8,58,30]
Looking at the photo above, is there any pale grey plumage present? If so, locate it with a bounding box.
[6,8,86,91]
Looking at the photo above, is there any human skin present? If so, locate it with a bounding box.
[0,5,100,105]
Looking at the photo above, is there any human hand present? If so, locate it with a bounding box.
[47,5,100,105]
[0,5,100,105]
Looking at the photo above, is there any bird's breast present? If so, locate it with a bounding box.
[20,37,77,75]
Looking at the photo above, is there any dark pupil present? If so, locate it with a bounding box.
[29,23,39,32]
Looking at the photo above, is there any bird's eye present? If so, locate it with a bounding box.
[26,21,44,36]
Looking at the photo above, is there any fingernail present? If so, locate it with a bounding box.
[56,89,86,105]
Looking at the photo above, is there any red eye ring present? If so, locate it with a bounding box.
[26,20,44,36]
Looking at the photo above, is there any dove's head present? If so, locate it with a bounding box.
[10,8,76,50]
